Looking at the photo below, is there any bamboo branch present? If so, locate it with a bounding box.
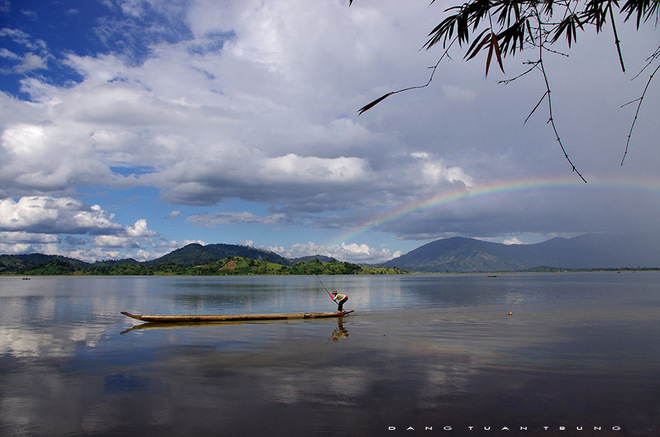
[358,38,457,115]
[532,9,587,183]
[608,5,626,72]
[621,62,660,165]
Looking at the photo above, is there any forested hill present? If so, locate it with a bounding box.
[0,243,405,276]
[141,243,291,267]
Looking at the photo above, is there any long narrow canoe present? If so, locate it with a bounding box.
[121,310,354,323]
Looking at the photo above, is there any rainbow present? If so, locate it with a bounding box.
[327,175,660,247]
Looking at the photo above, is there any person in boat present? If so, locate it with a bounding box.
[330,290,348,312]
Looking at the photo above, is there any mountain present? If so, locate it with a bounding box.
[0,253,56,273]
[143,243,290,267]
[381,234,660,272]
[0,254,89,275]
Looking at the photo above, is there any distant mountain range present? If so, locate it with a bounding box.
[382,233,660,272]
[1,234,658,275]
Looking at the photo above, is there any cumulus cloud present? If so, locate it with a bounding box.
[92,234,140,248]
[263,154,370,184]
[0,231,58,244]
[411,152,473,188]
[262,241,325,260]
[0,231,59,255]
[0,197,176,260]
[326,242,402,264]
[0,0,473,215]
[0,121,113,195]
[93,219,158,248]
[125,219,157,237]
[0,197,123,234]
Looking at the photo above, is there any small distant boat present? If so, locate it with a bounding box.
[121,310,354,323]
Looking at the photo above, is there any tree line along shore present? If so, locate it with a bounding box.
[1,254,408,276]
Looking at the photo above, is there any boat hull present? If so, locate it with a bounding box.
[121,310,354,323]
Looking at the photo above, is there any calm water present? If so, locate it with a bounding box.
[0,273,658,436]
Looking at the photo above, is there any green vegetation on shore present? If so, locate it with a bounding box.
[1,255,407,276]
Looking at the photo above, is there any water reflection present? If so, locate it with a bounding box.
[119,313,355,338]
[329,318,349,342]
[1,273,659,436]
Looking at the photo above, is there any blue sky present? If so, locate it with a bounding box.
[1,0,659,263]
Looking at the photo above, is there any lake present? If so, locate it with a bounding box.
[0,273,658,436]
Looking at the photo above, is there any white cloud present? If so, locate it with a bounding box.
[502,237,525,245]
[0,197,173,260]
[0,27,46,50]
[93,219,157,248]
[0,232,58,255]
[0,48,20,60]
[0,121,112,194]
[0,231,58,244]
[13,52,47,73]
[0,229,60,255]
[412,152,473,188]
[262,154,370,184]
[125,219,157,237]
[0,197,123,234]
[0,26,49,74]
[1,1,473,216]
[265,241,325,259]
[93,234,140,248]
[326,242,400,264]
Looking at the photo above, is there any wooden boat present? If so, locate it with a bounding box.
[121,310,354,323]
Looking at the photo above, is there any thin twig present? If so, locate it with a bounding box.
[533,9,587,183]
[621,62,660,165]
[358,38,457,115]
[499,61,539,85]
[524,88,548,125]
[631,46,660,81]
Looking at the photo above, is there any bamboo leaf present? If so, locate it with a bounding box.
[484,32,505,76]
[357,92,394,115]
[486,35,494,76]
[492,33,505,73]
[465,29,491,61]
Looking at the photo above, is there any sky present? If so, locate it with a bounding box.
[0,0,658,264]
